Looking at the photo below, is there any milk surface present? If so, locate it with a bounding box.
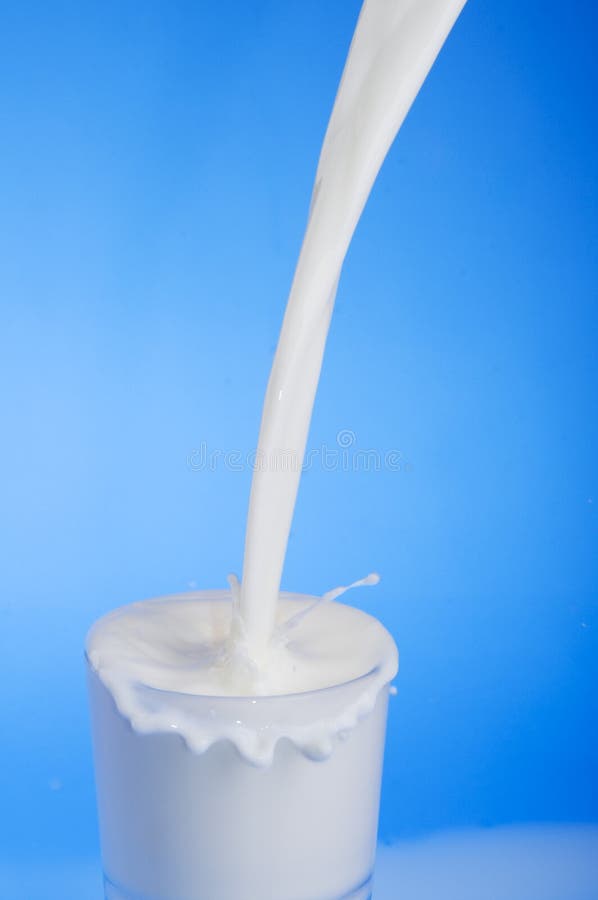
[87,594,396,698]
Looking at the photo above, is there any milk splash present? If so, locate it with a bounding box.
[240,0,467,657]
[222,572,381,693]
[86,591,398,763]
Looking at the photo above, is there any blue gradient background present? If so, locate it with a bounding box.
[1,0,596,893]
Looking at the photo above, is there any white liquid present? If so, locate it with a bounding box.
[87,590,397,764]
[87,647,390,898]
[87,6,468,895]
[89,0,466,758]
[240,0,467,656]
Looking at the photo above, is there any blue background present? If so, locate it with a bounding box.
[1,0,596,889]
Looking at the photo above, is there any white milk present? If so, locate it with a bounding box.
[89,0,467,731]
[87,604,390,899]
[87,2,467,897]
[87,591,397,762]
[240,0,467,657]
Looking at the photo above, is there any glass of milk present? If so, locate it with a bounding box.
[84,0,470,893]
[86,590,397,900]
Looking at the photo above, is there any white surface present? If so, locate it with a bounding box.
[374,825,598,899]
[3,826,597,899]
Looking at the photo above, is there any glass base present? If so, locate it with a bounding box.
[104,872,372,900]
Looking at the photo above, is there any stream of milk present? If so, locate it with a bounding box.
[240,0,467,658]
